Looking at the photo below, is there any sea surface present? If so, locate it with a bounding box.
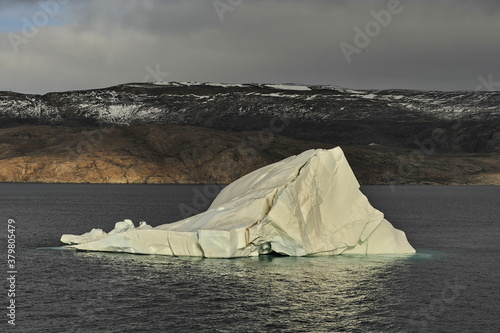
[1,184,499,332]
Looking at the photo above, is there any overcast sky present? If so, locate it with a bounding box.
[0,0,499,94]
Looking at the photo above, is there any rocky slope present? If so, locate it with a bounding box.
[0,82,499,185]
[1,82,499,153]
[0,124,498,185]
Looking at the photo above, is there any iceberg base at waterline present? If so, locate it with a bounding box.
[61,147,416,258]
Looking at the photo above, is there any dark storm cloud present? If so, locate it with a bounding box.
[0,0,499,93]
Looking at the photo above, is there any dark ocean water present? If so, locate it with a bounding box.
[1,184,499,332]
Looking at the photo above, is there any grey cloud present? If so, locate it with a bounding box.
[0,0,499,93]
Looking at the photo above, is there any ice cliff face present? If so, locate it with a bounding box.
[60,147,416,258]
[1,82,499,126]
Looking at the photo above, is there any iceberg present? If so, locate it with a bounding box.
[61,147,415,257]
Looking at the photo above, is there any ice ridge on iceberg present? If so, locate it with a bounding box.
[61,147,416,258]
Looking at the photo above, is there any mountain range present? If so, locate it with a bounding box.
[1,82,498,184]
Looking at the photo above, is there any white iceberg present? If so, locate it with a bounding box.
[61,147,415,257]
[61,220,152,245]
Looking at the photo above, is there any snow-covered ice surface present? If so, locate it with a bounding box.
[61,147,415,258]
[265,84,311,91]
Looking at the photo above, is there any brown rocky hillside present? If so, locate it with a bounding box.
[0,124,498,185]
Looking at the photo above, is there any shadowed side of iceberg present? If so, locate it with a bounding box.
[61,147,415,258]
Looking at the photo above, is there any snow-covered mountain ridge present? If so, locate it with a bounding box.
[1,82,499,126]
[2,82,499,153]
